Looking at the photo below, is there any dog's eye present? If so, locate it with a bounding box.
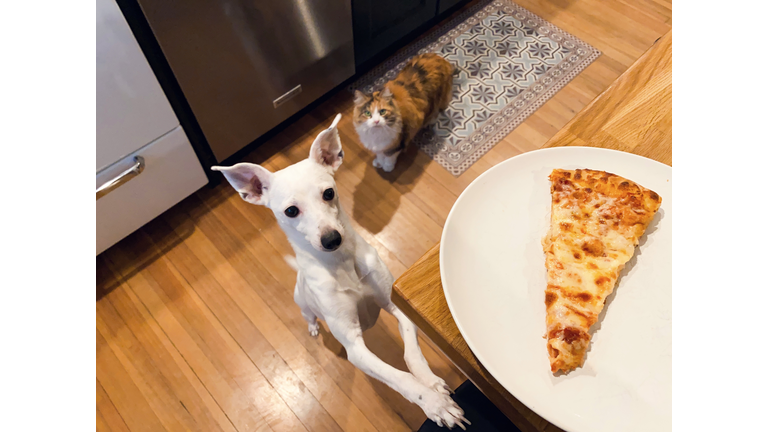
[284,206,299,218]
[363,110,371,117]
[379,109,387,115]
[322,188,335,201]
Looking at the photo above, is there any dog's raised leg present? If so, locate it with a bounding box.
[358,244,454,396]
[302,309,320,337]
[294,277,319,337]
[327,318,468,429]
[385,303,452,395]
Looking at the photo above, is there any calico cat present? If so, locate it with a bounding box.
[353,53,454,172]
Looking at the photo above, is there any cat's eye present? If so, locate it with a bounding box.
[284,206,299,218]
[363,110,371,117]
[322,188,335,201]
[379,109,387,115]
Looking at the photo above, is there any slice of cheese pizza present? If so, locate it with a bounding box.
[543,168,661,373]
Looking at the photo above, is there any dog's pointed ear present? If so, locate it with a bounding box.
[309,113,344,172]
[353,90,368,105]
[211,163,272,206]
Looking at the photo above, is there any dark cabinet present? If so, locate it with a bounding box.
[352,0,439,67]
[351,0,470,68]
[439,0,464,14]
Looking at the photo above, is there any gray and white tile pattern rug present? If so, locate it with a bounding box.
[349,0,600,176]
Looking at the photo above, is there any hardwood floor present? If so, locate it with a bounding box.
[96,1,671,430]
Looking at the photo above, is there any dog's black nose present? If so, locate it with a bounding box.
[321,230,342,251]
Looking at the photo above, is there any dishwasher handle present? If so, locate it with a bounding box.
[96,156,145,200]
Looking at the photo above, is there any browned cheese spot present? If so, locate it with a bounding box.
[563,327,585,344]
[575,292,592,302]
[574,170,582,180]
[573,251,582,259]
[560,222,572,231]
[618,181,630,190]
[650,191,660,201]
[553,178,572,192]
[582,239,605,257]
[595,276,611,287]
[565,304,591,321]
[545,291,557,308]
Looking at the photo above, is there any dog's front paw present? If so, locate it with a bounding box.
[420,391,470,430]
[419,374,451,396]
[308,322,319,337]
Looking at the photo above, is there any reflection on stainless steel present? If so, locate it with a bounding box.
[135,0,355,162]
[294,0,329,58]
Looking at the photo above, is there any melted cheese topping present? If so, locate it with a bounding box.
[543,169,662,373]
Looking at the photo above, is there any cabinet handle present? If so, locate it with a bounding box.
[273,85,302,108]
[96,156,145,200]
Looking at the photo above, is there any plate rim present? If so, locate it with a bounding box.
[439,146,671,431]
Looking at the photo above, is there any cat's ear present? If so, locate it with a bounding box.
[354,90,369,105]
[381,86,393,99]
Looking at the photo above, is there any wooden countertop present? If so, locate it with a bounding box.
[391,31,671,432]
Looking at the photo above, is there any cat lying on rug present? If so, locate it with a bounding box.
[353,53,454,172]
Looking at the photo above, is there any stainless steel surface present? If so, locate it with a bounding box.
[136,0,356,162]
[96,156,145,200]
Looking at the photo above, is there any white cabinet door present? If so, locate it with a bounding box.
[96,0,179,172]
[96,126,208,255]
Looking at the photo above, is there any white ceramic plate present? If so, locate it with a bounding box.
[441,147,671,432]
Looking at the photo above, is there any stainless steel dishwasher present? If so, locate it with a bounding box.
[134,0,355,162]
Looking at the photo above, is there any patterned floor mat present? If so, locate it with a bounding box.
[349,0,600,176]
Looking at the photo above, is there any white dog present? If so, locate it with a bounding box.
[212,114,468,429]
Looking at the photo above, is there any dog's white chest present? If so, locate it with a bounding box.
[295,266,382,331]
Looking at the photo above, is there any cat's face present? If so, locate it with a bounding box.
[353,89,400,131]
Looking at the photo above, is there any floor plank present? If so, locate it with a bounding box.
[96,380,131,432]
[97,0,670,430]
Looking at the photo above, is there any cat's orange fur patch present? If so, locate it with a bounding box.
[354,53,454,156]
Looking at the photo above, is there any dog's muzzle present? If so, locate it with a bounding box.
[320,230,342,251]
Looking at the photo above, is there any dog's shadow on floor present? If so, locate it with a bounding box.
[351,136,432,235]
